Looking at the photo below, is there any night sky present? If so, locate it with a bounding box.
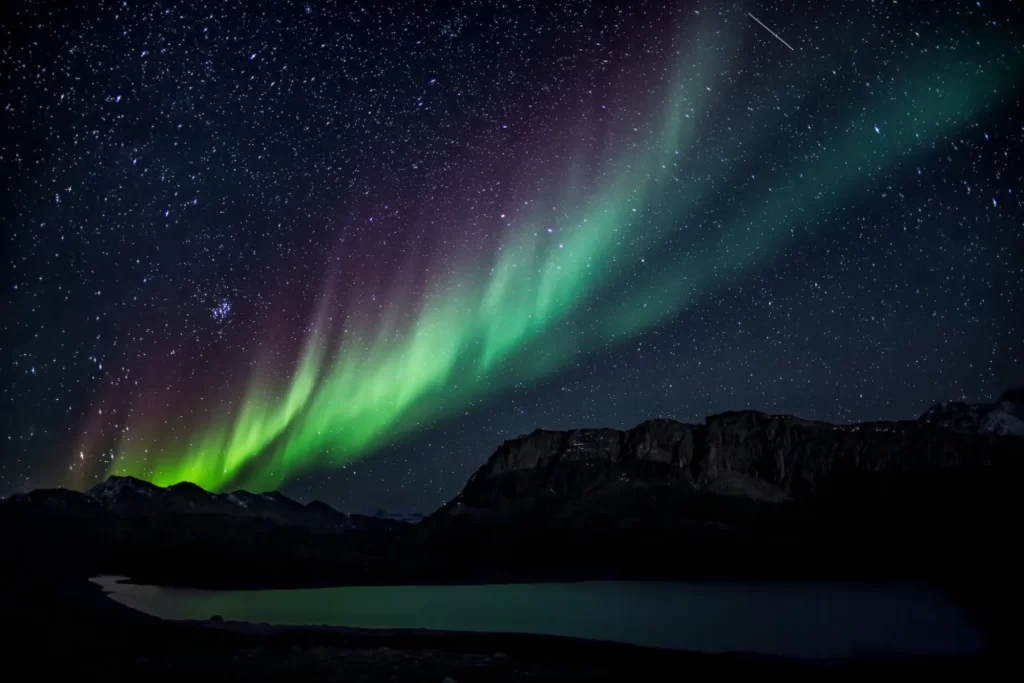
[2,1,1022,512]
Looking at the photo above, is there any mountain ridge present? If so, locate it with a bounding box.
[438,399,1022,520]
[3,391,1021,588]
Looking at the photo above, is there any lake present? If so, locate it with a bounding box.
[93,576,984,659]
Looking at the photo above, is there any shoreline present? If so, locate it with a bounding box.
[6,575,997,680]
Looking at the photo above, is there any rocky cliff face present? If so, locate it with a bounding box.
[421,403,1021,582]
[450,409,1018,514]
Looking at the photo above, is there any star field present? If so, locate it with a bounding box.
[2,0,1022,512]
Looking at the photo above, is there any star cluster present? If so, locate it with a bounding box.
[2,1,1021,511]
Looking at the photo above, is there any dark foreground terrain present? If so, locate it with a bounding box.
[3,392,1021,678]
[6,577,999,681]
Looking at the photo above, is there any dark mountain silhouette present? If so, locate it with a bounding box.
[1,475,417,587]
[3,392,1021,592]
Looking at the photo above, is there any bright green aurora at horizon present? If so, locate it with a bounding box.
[110,22,1019,492]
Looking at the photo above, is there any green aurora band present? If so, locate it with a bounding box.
[111,22,1019,492]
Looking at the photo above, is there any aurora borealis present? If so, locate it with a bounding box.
[3,1,1023,509]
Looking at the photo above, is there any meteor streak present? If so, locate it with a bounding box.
[748,13,795,51]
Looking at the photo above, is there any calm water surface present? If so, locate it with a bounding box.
[94,576,983,659]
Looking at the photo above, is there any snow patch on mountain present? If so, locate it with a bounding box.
[918,390,1024,436]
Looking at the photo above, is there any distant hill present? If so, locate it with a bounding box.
[1,475,417,587]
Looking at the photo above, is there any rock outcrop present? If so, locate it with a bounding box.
[449,409,1018,513]
[423,400,1022,582]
